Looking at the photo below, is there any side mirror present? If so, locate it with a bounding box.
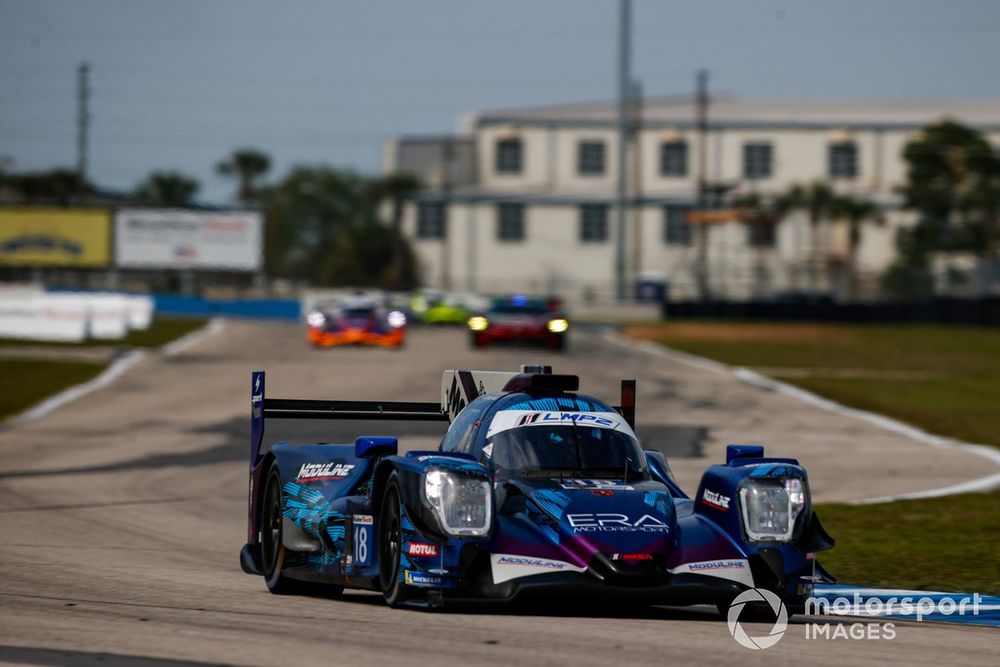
[644,449,686,498]
[355,436,398,459]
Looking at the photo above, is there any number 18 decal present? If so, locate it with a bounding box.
[353,515,373,567]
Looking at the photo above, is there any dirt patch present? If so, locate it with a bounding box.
[623,322,856,344]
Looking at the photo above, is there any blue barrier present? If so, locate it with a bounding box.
[44,288,303,320]
[152,294,301,320]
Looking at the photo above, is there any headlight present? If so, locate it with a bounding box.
[546,318,569,333]
[423,469,492,537]
[306,311,326,328]
[468,316,489,332]
[387,310,407,328]
[739,478,806,542]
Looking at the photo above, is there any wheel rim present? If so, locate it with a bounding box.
[262,474,281,574]
[380,489,401,591]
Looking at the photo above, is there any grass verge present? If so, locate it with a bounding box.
[624,320,1000,594]
[0,358,107,421]
[816,492,1000,595]
[624,321,1000,449]
[0,316,207,349]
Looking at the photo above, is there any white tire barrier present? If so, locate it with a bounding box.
[0,292,154,342]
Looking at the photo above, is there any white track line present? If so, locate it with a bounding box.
[162,317,225,357]
[602,331,1000,504]
[12,318,225,424]
[14,349,147,423]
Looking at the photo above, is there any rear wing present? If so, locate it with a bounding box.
[250,370,447,468]
[251,368,637,468]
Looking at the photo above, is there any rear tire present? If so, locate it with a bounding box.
[261,468,302,594]
[378,475,413,607]
[261,467,343,597]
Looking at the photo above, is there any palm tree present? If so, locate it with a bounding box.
[739,183,882,298]
[731,191,794,296]
[831,195,882,301]
[780,181,839,290]
[367,172,421,289]
[133,171,199,206]
[217,149,271,204]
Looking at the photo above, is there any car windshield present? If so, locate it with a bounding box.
[342,306,376,318]
[490,304,549,315]
[488,424,644,476]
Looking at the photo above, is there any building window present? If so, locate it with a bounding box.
[746,221,776,247]
[416,201,446,239]
[496,202,525,241]
[829,142,858,179]
[495,138,523,174]
[577,140,606,175]
[743,142,773,180]
[664,204,693,245]
[660,141,688,176]
[579,204,608,242]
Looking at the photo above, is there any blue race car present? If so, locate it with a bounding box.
[240,366,835,613]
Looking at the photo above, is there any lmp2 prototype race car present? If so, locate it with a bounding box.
[468,295,569,351]
[305,296,407,348]
[240,366,835,613]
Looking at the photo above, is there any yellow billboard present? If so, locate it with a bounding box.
[0,208,111,268]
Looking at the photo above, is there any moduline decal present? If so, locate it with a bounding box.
[669,559,754,587]
[490,554,587,584]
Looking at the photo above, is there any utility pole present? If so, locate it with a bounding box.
[440,137,453,291]
[614,0,631,302]
[629,79,643,286]
[77,62,90,189]
[694,69,711,301]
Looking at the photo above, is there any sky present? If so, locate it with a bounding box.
[2,0,999,203]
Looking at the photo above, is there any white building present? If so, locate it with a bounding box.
[383,97,1000,303]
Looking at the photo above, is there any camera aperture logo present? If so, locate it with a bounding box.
[727,588,788,650]
[727,589,983,649]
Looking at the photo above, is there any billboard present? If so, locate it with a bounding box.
[0,208,111,268]
[115,209,262,271]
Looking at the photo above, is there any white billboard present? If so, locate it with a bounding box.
[115,209,262,271]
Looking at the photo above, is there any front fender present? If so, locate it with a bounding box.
[375,451,491,542]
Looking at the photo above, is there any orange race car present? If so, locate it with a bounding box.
[306,297,406,348]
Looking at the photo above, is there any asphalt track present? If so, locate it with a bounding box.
[0,322,996,666]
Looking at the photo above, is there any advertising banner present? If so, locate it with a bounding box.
[115,209,262,271]
[0,208,111,268]
[0,295,89,342]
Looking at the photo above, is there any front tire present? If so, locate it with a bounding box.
[378,475,413,607]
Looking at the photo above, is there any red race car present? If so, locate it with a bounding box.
[468,295,568,351]
[306,297,406,348]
